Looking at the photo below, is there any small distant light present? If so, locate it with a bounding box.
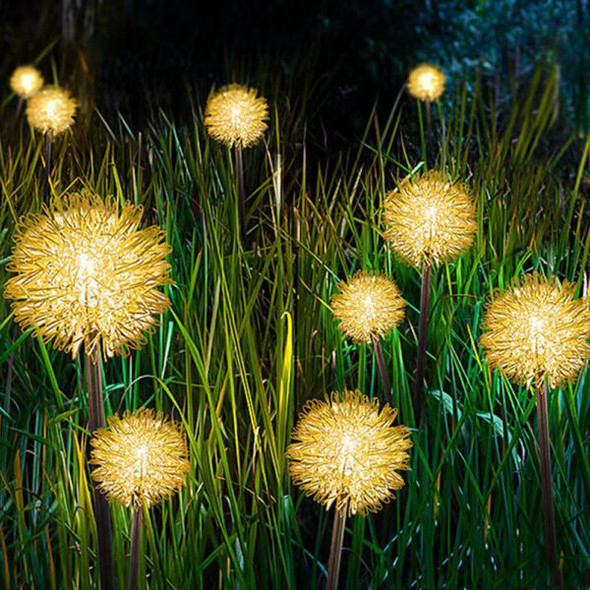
[10,66,44,99]
[407,64,446,102]
[25,85,77,138]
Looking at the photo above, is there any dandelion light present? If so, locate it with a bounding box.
[331,271,405,403]
[91,408,190,508]
[480,272,590,586]
[5,190,172,360]
[383,170,476,417]
[287,390,411,516]
[407,63,445,156]
[407,64,446,103]
[91,408,190,589]
[480,273,590,389]
[331,271,405,345]
[383,170,476,269]
[10,65,44,99]
[204,84,269,149]
[25,85,77,198]
[26,85,77,138]
[287,390,411,590]
[204,84,269,244]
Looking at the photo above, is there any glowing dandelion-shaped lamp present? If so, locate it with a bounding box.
[331,271,405,404]
[91,408,190,590]
[204,84,269,244]
[204,83,269,149]
[287,390,411,590]
[10,65,44,99]
[407,64,446,103]
[383,170,476,417]
[5,191,172,364]
[4,190,172,589]
[25,85,77,198]
[480,273,590,586]
[26,85,77,138]
[407,63,445,153]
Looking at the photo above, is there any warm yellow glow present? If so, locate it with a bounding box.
[407,64,446,102]
[286,390,412,516]
[25,86,77,137]
[481,273,590,389]
[10,66,44,99]
[331,271,405,344]
[383,170,476,268]
[204,84,269,148]
[4,191,172,359]
[90,408,190,508]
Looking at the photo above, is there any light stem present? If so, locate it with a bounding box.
[10,97,24,142]
[326,508,347,590]
[373,340,393,406]
[86,351,105,432]
[425,99,432,164]
[415,263,432,421]
[535,380,563,589]
[86,351,115,590]
[44,134,52,201]
[235,144,246,245]
[127,507,143,590]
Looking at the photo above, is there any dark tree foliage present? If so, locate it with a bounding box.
[0,1,587,144]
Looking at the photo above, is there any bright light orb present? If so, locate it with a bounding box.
[91,408,190,508]
[480,273,590,389]
[25,85,77,137]
[10,66,44,99]
[383,170,477,268]
[4,191,172,359]
[204,84,269,149]
[407,64,446,102]
[331,271,406,345]
[286,390,412,516]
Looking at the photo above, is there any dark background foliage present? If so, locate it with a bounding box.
[1,0,588,142]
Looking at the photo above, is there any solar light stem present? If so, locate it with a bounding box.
[374,339,393,406]
[10,98,24,142]
[415,263,432,421]
[86,352,115,590]
[127,507,143,590]
[535,381,563,589]
[235,145,246,245]
[86,352,105,432]
[44,134,52,201]
[326,508,347,590]
[425,99,432,163]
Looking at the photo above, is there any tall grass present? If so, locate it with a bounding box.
[1,60,589,588]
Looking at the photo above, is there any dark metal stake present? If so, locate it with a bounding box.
[9,97,24,142]
[425,99,432,164]
[326,508,347,590]
[535,381,564,589]
[415,263,432,421]
[235,145,246,245]
[373,340,393,406]
[44,133,52,201]
[86,352,115,590]
[127,507,143,590]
